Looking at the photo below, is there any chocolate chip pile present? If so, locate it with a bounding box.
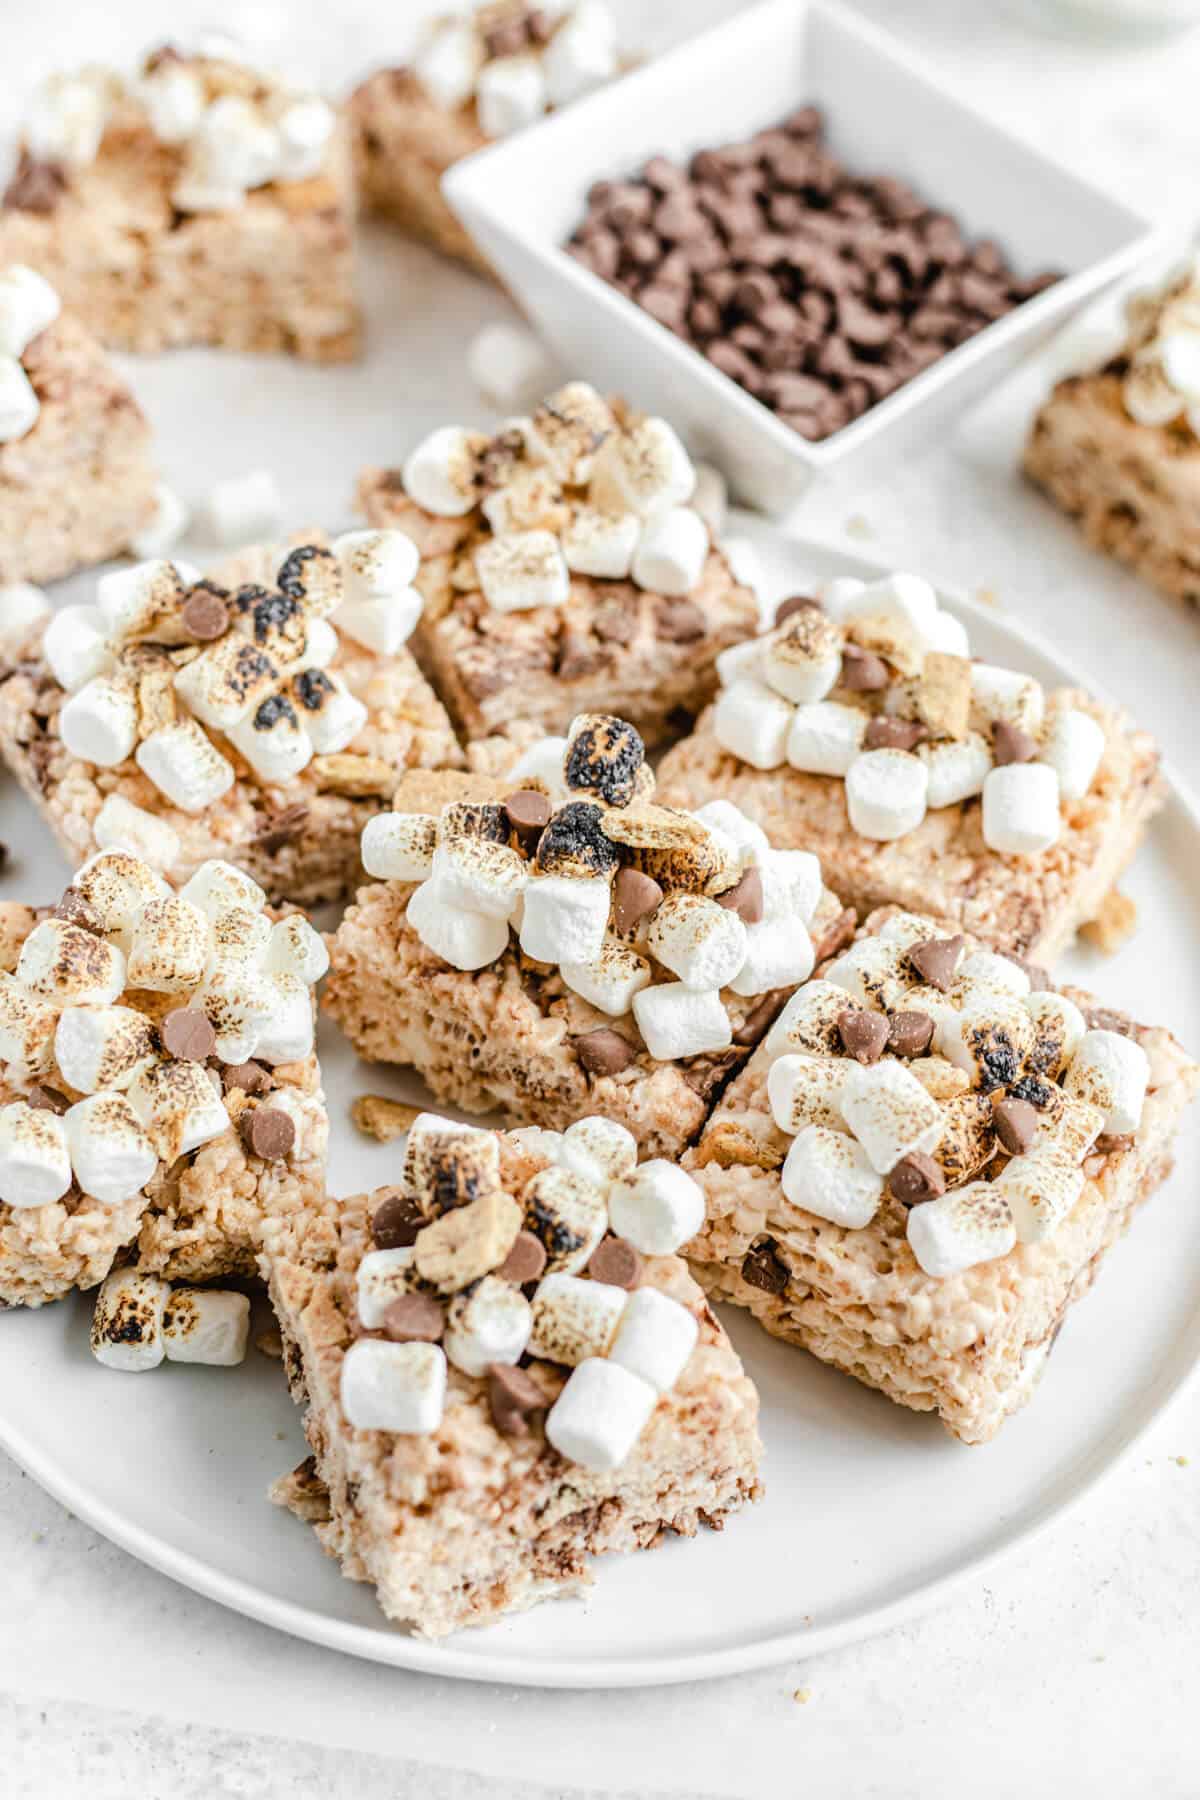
[565,108,1060,442]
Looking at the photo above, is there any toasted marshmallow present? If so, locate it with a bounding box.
[1038,707,1105,802]
[845,748,928,841]
[825,937,910,1012]
[0,355,39,441]
[0,264,59,361]
[174,635,278,730]
[688,463,728,537]
[333,589,422,656]
[130,483,190,559]
[969,664,1045,737]
[546,1356,657,1472]
[126,896,211,993]
[715,637,763,688]
[764,979,851,1059]
[290,670,367,755]
[781,1123,883,1229]
[591,416,694,517]
[444,1276,533,1377]
[505,735,570,805]
[631,981,730,1062]
[206,906,272,979]
[1037,1090,1105,1159]
[982,763,1060,856]
[127,1059,230,1162]
[0,974,57,1071]
[761,611,842,705]
[180,860,266,920]
[692,799,770,866]
[64,1091,157,1205]
[998,1149,1086,1245]
[139,61,204,144]
[54,1004,156,1094]
[162,1287,250,1365]
[767,1052,851,1134]
[523,382,614,484]
[477,52,547,136]
[466,321,555,411]
[561,505,641,580]
[265,915,328,985]
[59,674,139,767]
[557,1115,637,1188]
[713,677,792,770]
[937,994,1034,1087]
[252,972,315,1065]
[361,811,437,883]
[529,1271,627,1364]
[340,1338,447,1433]
[840,1060,944,1175]
[91,1269,172,1372]
[432,837,528,921]
[333,528,419,600]
[786,700,868,777]
[839,573,940,646]
[519,873,610,966]
[96,558,191,644]
[631,507,708,597]
[475,529,569,613]
[136,721,236,814]
[0,1101,72,1208]
[760,848,822,926]
[355,1246,418,1329]
[402,425,480,516]
[919,733,992,809]
[560,934,651,1015]
[481,465,569,536]
[274,95,334,181]
[191,95,279,192]
[646,892,746,991]
[907,1182,1016,1277]
[92,795,181,872]
[18,918,125,1006]
[1064,1028,1149,1135]
[73,849,170,947]
[608,1159,704,1255]
[726,914,814,997]
[402,1112,497,1209]
[543,3,619,105]
[520,1165,607,1275]
[1024,991,1086,1080]
[958,950,1030,998]
[609,1287,697,1392]
[0,580,50,653]
[227,696,314,785]
[413,17,483,109]
[407,876,510,972]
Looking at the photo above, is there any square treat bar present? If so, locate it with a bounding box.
[266,1111,761,1636]
[1024,256,1200,607]
[0,45,359,361]
[0,264,157,585]
[324,717,854,1160]
[0,849,329,1309]
[684,910,1198,1443]
[0,529,463,906]
[351,2,625,273]
[655,569,1162,963]
[356,380,758,749]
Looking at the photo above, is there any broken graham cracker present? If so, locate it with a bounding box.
[916,652,972,741]
[352,1095,423,1143]
[1080,890,1138,955]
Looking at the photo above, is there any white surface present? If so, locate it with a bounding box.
[2,0,1200,1794]
[447,0,1156,515]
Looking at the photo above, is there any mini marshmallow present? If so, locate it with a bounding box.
[91,1269,172,1372]
[407,876,510,972]
[0,356,39,440]
[126,896,210,993]
[413,18,483,109]
[764,979,850,1059]
[477,52,548,137]
[767,1052,851,1135]
[845,749,929,842]
[202,469,283,547]
[1038,707,1105,802]
[180,860,266,919]
[162,1287,250,1365]
[136,721,236,814]
[1024,991,1087,1079]
[780,1123,883,1228]
[274,96,335,181]
[42,604,113,693]
[17,919,126,1006]
[361,812,437,883]
[0,1101,71,1208]
[907,1182,1017,1277]
[130,483,189,559]
[609,1287,698,1392]
[647,892,746,991]
[824,937,911,1013]
[982,763,1061,856]
[174,633,281,730]
[969,664,1045,736]
[817,576,866,621]
[444,1276,533,1377]
[557,1115,637,1188]
[291,669,366,755]
[545,1357,657,1472]
[466,322,556,411]
[630,507,708,597]
[608,1159,704,1255]
[356,1246,418,1329]
[59,675,139,767]
[839,573,940,646]
[919,733,992,809]
[64,1092,157,1205]
[519,873,611,966]
[192,94,279,191]
[96,558,195,644]
[126,1059,230,1162]
[0,580,50,652]
[481,465,567,536]
[692,799,770,865]
[92,795,181,872]
[561,505,641,580]
[713,677,792,770]
[937,994,1034,1086]
[761,613,843,705]
[560,935,652,1015]
[924,607,971,659]
[475,529,569,613]
[543,2,619,105]
[340,1339,447,1434]
[689,463,728,538]
[139,63,204,144]
[521,1165,607,1275]
[524,382,615,485]
[0,975,57,1072]
[333,528,419,600]
[403,425,480,517]
[759,848,822,926]
[432,837,528,920]
[840,1060,944,1175]
[715,636,763,688]
[958,951,1030,997]
[265,914,329,985]
[528,1272,627,1365]
[72,850,170,947]
[227,699,315,785]
[592,416,695,518]
[54,1004,156,1094]
[505,735,570,805]
[0,264,60,359]
[999,1149,1086,1245]
[1064,1028,1149,1135]
[726,914,815,998]
[402,1113,497,1210]
[206,905,271,978]
[631,981,731,1062]
[252,972,316,1066]
[786,701,867,777]
[332,589,422,656]
[1037,1090,1105,1158]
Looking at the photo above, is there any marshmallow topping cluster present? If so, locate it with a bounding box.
[413,2,619,137]
[1119,252,1200,435]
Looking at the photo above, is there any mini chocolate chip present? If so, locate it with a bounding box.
[611,867,663,935]
[182,588,231,642]
[1013,958,1052,993]
[240,1106,296,1161]
[587,1235,642,1290]
[222,1059,272,1095]
[371,1190,424,1250]
[887,1010,935,1057]
[741,1238,789,1296]
[253,804,309,853]
[840,645,889,692]
[1095,1132,1134,1155]
[733,992,783,1047]
[774,594,823,625]
[992,720,1037,765]
[382,1293,444,1344]
[715,867,764,925]
[992,1095,1038,1155]
[1083,1005,1134,1037]
[161,1008,217,1062]
[488,1364,548,1439]
[864,716,927,752]
[54,886,104,935]
[907,934,964,991]
[574,1028,637,1076]
[837,1007,889,1064]
[496,1229,547,1286]
[26,1082,67,1113]
[890,1151,946,1206]
[503,788,552,841]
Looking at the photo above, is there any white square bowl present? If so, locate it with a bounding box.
[444,0,1160,515]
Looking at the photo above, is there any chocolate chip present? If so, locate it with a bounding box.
[253,804,309,854]
[182,588,230,642]
[161,1008,217,1062]
[890,1152,945,1206]
[222,1059,272,1095]
[1012,958,1052,993]
[733,992,783,1047]
[992,720,1037,765]
[906,934,964,991]
[496,1229,547,1286]
[611,867,663,935]
[54,886,104,935]
[840,645,889,692]
[26,1083,67,1113]
[488,1364,547,1439]
[371,1190,424,1250]
[774,594,823,625]
[654,598,707,642]
[239,1107,296,1161]
[837,1007,889,1064]
[741,1238,789,1296]
[382,1293,444,1344]
[574,1028,637,1076]
[864,717,927,752]
[3,150,66,215]
[887,1010,935,1058]
[991,1095,1039,1155]
[503,788,552,841]
[588,1235,643,1290]
[1083,1005,1134,1037]
[715,867,764,925]
[1095,1132,1134,1155]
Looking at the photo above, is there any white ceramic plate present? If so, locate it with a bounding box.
[1,526,1197,1690]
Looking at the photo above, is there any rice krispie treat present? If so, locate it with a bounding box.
[0,850,329,1309]
[0,264,157,585]
[324,716,853,1159]
[266,1112,761,1636]
[655,570,1162,963]
[356,381,758,747]
[0,530,463,905]
[352,2,625,273]
[1025,255,1200,606]
[684,910,1199,1444]
[0,42,359,361]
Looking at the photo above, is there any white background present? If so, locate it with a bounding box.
[3,1,1200,1795]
